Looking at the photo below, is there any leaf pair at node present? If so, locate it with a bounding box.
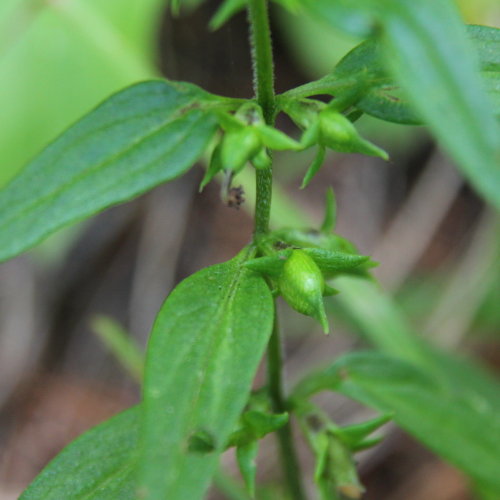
[247,189,377,333]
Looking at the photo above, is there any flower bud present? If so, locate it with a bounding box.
[318,109,388,159]
[278,249,329,333]
[221,127,262,172]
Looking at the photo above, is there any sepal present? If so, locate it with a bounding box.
[301,146,326,188]
[199,143,223,192]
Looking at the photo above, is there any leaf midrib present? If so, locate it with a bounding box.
[0,106,205,234]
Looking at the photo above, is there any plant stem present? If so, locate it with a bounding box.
[248,0,274,236]
[247,2,306,497]
[267,311,307,500]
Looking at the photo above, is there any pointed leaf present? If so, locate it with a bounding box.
[300,0,500,208]
[21,407,140,499]
[0,80,219,262]
[139,250,274,499]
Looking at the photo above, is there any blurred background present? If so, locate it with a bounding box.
[0,0,499,498]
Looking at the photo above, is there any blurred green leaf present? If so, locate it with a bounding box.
[0,0,165,186]
[334,275,500,414]
[210,0,246,31]
[299,0,375,38]
[92,316,144,382]
[294,351,500,494]
[297,0,500,209]
[0,80,219,263]
[21,407,139,499]
[303,25,500,125]
[139,250,274,498]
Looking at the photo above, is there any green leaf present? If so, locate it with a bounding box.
[138,249,274,499]
[294,351,500,494]
[21,407,139,499]
[318,25,500,125]
[0,79,219,263]
[297,0,500,208]
[298,0,376,38]
[332,39,420,125]
[0,0,162,186]
[380,15,500,211]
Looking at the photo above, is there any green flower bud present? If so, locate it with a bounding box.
[318,109,389,159]
[221,127,262,172]
[278,249,329,333]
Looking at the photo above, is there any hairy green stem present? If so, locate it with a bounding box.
[248,0,274,236]
[267,310,306,500]
[247,1,306,498]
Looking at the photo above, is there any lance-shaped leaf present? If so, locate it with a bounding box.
[293,351,500,494]
[138,250,274,499]
[0,79,220,263]
[298,0,500,208]
[331,25,500,125]
[21,407,140,499]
